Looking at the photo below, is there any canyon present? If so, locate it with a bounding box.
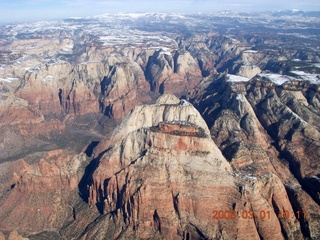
[0,11,319,239]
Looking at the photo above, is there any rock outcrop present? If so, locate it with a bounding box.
[236,65,261,79]
[0,150,88,234]
[63,94,304,240]
[191,74,320,239]
[99,60,151,120]
[84,95,235,239]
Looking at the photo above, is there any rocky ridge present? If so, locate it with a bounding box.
[63,94,306,240]
[191,74,320,239]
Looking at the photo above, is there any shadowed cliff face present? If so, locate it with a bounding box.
[1,27,319,140]
[1,80,319,239]
[191,75,320,239]
[63,94,304,240]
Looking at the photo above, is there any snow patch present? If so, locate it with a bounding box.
[65,44,74,49]
[232,172,258,180]
[258,73,293,85]
[290,71,320,84]
[227,74,250,83]
[0,77,19,83]
[179,99,191,106]
[236,94,244,102]
[287,107,308,125]
[160,51,172,56]
[80,61,101,65]
[169,121,197,126]
[43,75,54,82]
[46,59,67,65]
[243,50,258,53]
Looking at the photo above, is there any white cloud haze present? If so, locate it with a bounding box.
[0,0,319,23]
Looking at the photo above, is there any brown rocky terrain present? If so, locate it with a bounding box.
[71,94,302,240]
[191,74,320,239]
[0,12,319,240]
[0,150,88,233]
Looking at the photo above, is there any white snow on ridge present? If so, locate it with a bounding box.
[117,12,152,19]
[243,50,258,53]
[227,74,250,83]
[97,30,176,48]
[290,71,320,84]
[258,73,293,85]
[94,12,187,21]
[258,71,320,85]
[160,51,172,56]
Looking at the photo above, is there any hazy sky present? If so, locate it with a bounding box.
[0,0,319,24]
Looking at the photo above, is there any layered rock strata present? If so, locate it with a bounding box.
[72,94,305,240]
